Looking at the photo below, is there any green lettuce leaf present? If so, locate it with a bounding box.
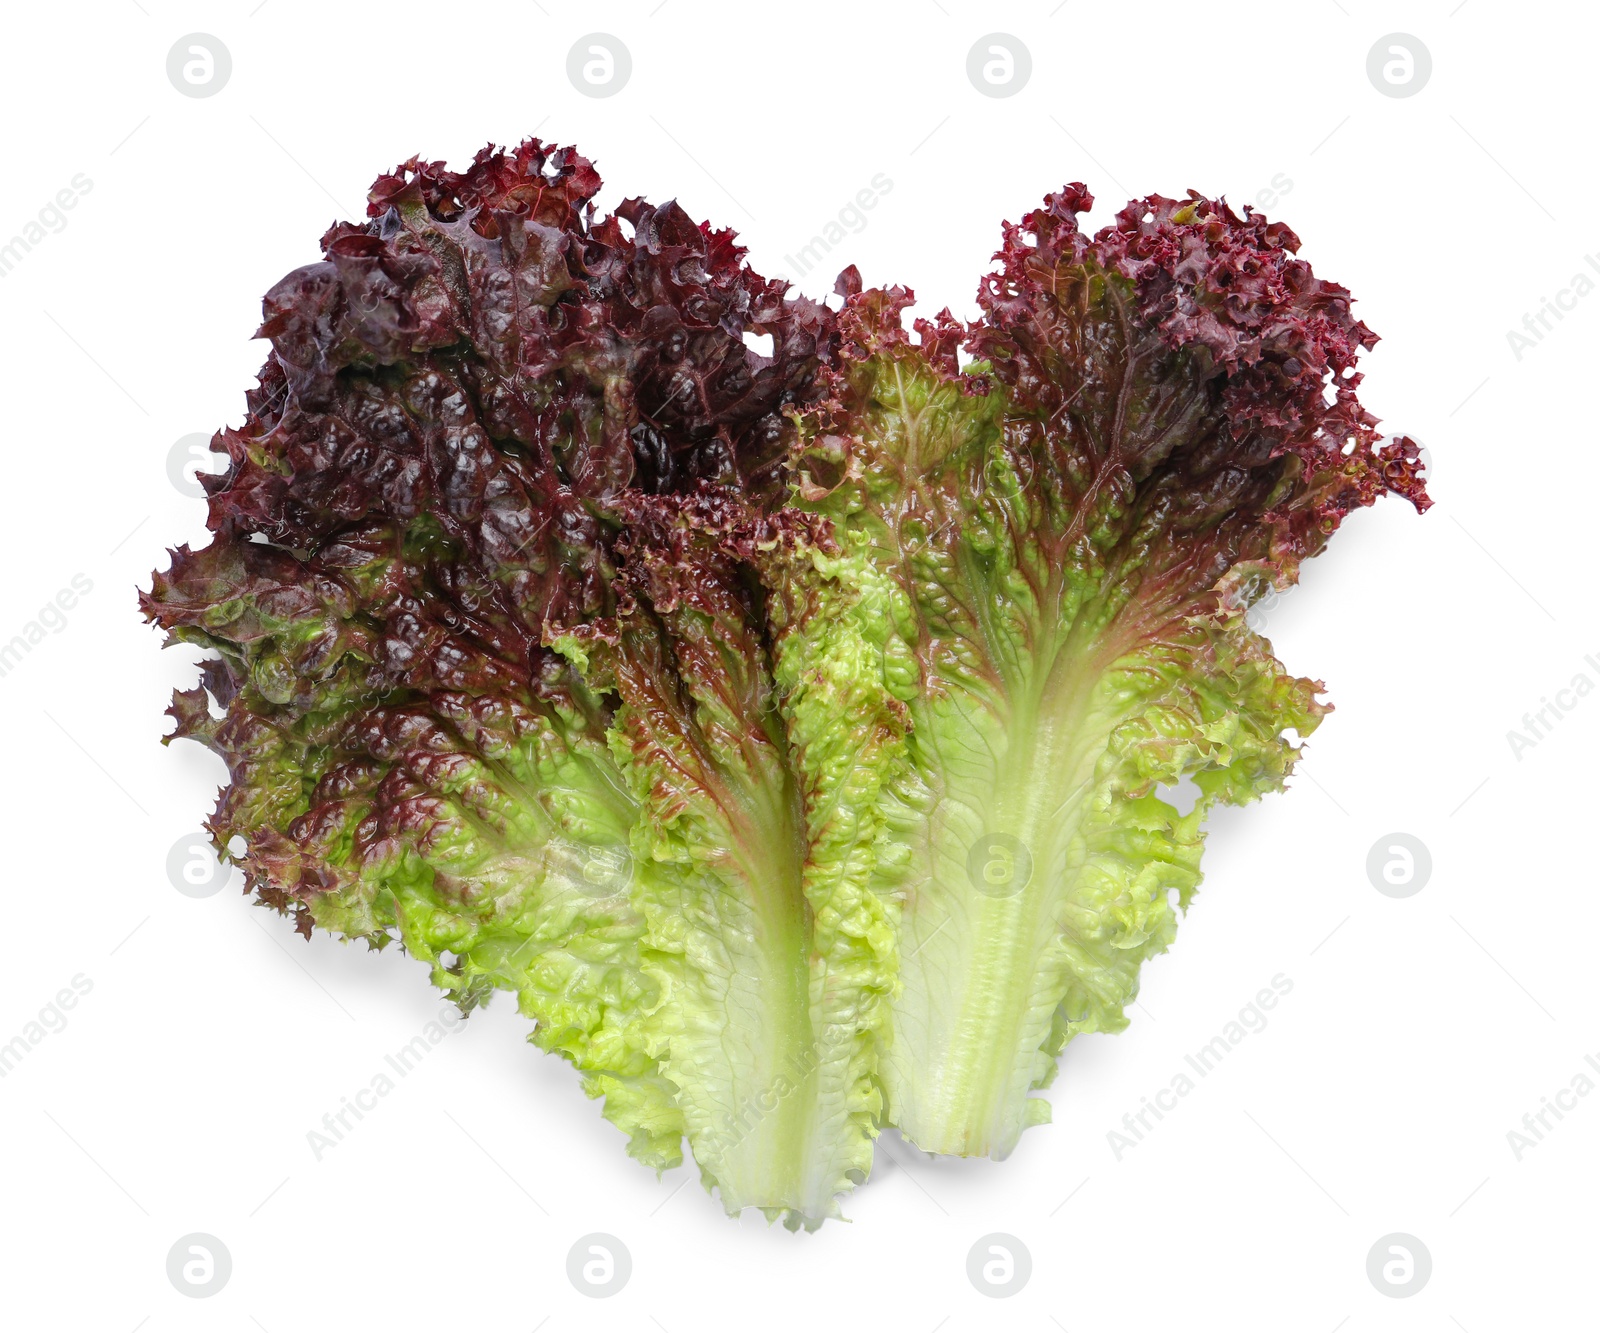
[555,492,908,1226]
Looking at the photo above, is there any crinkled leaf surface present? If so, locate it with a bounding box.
[145,141,907,1224]
[788,189,1427,1156]
[143,146,1427,1221]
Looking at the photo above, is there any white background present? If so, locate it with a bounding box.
[0,2,1593,1329]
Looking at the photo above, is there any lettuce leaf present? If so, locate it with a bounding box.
[788,188,1427,1156]
[555,492,907,1224]
[143,143,1429,1221]
[144,141,905,1223]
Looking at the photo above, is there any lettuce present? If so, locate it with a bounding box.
[143,141,1426,1224]
[787,187,1428,1156]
